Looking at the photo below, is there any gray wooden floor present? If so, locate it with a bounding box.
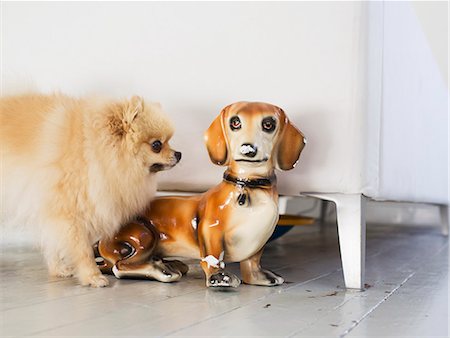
[0,223,448,337]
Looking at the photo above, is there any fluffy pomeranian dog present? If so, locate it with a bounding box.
[0,93,181,287]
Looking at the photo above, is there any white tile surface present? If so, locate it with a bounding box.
[0,224,448,337]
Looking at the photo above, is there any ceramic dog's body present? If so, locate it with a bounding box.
[96,102,305,288]
[149,179,278,262]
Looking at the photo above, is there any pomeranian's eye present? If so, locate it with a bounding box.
[262,117,276,133]
[151,140,162,153]
[230,116,241,131]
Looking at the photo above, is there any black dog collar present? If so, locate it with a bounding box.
[223,172,276,188]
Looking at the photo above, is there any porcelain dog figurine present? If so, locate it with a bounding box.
[96,102,306,288]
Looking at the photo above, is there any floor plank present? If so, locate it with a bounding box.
[345,243,448,337]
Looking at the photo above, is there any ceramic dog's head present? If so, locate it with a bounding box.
[204,102,306,175]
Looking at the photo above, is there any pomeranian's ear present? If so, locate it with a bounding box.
[204,106,229,166]
[276,112,306,170]
[108,96,144,136]
[124,96,143,126]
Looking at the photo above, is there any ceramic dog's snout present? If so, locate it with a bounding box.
[240,143,258,157]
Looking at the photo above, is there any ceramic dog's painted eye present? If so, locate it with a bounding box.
[229,116,241,131]
[262,117,276,133]
[151,140,162,153]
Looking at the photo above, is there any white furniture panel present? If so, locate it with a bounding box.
[375,2,448,204]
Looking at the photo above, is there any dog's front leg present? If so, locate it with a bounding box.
[240,248,284,286]
[58,219,109,287]
[198,224,240,288]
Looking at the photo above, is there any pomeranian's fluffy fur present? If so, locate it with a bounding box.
[0,93,181,287]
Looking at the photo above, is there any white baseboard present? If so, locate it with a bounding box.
[285,197,442,227]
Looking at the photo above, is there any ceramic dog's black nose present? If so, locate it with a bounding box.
[240,143,257,158]
[174,151,182,162]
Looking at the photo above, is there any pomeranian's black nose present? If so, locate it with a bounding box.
[240,143,257,158]
[174,151,182,162]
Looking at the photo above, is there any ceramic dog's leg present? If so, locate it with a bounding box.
[200,258,240,288]
[164,259,189,276]
[114,257,184,282]
[199,226,240,288]
[93,242,114,274]
[98,221,185,283]
[240,249,284,286]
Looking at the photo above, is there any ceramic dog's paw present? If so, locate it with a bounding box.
[164,259,189,276]
[243,269,284,286]
[207,271,241,288]
[112,257,186,283]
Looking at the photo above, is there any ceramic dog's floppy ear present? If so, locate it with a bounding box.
[108,96,144,136]
[276,110,306,170]
[204,106,229,166]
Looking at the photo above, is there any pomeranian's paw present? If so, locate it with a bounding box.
[80,273,109,287]
[52,266,74,278]
[48,259,74,278]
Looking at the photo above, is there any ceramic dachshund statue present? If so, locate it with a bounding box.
[95,102,306,288]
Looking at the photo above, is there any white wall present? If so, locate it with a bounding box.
[1,1,369,195]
